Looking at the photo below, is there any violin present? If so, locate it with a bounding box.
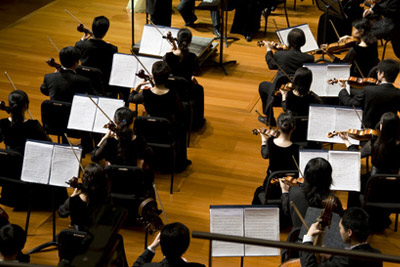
[138,198,164,233]
[46,58,62,71]
[66,176,84,190]
[327,128,380,141]
[257,41,289,50]
[163,31,178,51]
[275,82,293,96]
[327,77,378,89]
[0,101,11,114]
[104,121,119,133]
[77,23,93,37]
[136,69,155,87]
[270,176,304,186]
[252,128,280,138]
[325,36,359,53]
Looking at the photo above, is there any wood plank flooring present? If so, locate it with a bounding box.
[0,0,399,266]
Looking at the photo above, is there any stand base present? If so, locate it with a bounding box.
[28,240,57,254]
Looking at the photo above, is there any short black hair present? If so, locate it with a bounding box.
[152,61,171,85]
[114,107,135,126]
[377,59,399,83]
[59,46,80,68]
[293,67,313,95]
[160,222,190,260]
[92,16,110,38]
[340,208,370,242]
[177,28,192,52]
[0,224,26,257]
[277,112,296,134]
[287,28,306,50]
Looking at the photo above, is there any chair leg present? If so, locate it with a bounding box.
[294,0,296,11]
[170,147,176,194]
[284,3,290,27]
[395,213,398,232]
[382,40,388,60]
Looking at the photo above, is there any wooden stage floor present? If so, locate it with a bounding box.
[0,0,399,266]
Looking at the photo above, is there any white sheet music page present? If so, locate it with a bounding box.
[329,151,361,191]
[244,208,280,256]
[50,145,82,187]
[210,208,244,257]
[109,53,138,88]
[139,25,163,56]
[305,64,328,97]
[67,95,97,132]
[299,149,329,175]
[334,107,362,145]
[307,105,336,142]
[326,64,350,96]
[92,97,125,134]
[21,141,53,184]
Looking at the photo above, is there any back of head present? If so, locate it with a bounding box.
[277,112,296,135]
[377,59,399,83]
[82,163,108,209]
[177,28,192,53]
[8,90,29,126]
[92,16,110,39]
[353,18,376,46]
[160,222,190,261]
[287,28,306,50]
[114,107,135,126]
[340,208,370,242]
[372,112,400,163]
[378,112,399,140]
[304,158,333,205]
[152,61,171,85]
[0,224,26,259]
[59,46,80,68]
[114,107,135,159]
[293,67,313,95]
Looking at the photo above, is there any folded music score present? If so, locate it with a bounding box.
[139,24,180,57]
[21,140,82,187]
[210,205,280,257]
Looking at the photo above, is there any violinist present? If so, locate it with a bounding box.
[338,59,400,128]
[258,28,314,125]
[280,158,343,230]
[40,46,94,103]
[323,19,379,79]
[133,222,205,267]
[91,107,152,169]
[163,28,205,130]
[300,207,382,267]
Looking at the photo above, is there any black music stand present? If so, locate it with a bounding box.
[315,0,346,44]
[131,0,135,46]
[222,1,239,48]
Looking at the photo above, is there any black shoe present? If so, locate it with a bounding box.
[246,35,252,42]
[213,27,221,37]
[185,15,197,27]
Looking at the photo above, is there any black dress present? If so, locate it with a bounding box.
[58,195,90,231]
[261,137,299,174]
[282,91,322,116]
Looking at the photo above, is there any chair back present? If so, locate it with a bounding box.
[263,170,299,204]
[41,100,72,137]
[292,115,308,143]
[134,116,174,145]
[57,229,88,262]
[363,174,400,208]
[0,149,23,179]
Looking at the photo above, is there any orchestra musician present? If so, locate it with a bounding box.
[300,207,382,267]
[177,0,221,37]
[258,28,314,126]
[129,61,191,172]
[74,16,127,102]
[133,222,205,267]
[91,107,152,168]
[41,46,94,103]
[0,224,27,263]
[230,1,264,42]
[323,18,379,79]
[146,0,173,27]
[338,59,400,128]
[163,28,206,130]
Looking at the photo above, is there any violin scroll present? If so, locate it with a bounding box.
[163,31,178,50]
[46,58,62,71]
[136,70,155,87]
[66,176,83,190]
[77,24,93,37]
[0,101,11,114]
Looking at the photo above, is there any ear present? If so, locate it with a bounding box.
[347,228,353,238]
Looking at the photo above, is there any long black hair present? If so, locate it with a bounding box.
[293,67,313,96]
[114,107,135,163]
[81,163,109,213]
[8,90,29,127]
[353,18,376,46]
[177,28,192,60]
[303,158,333,207]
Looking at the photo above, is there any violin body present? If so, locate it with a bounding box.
[77,23,93,37]
[275,82,293,96]
[327,128,380,141]
[327,77,378,89]
[257,41,289,50]
[252,128,280,138]
[270,176,304,186]
[326,37,359,53]
[136,69,155,87]
[138,198,164,233]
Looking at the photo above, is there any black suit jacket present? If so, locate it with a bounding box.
[266,48,314,89]
[40,69,93,103]
[338,83,400,128]
[133,249,205,267]
[300,243,383,267]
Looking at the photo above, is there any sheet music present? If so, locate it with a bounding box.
[210,208,244,257]
[335,107,362,145]
[21,141,53,184]
[326,64,350,96]
[67,95,97,132]
[277,24,319,53]
[50,146,82,187]
[329,151,361,191]
[109,53,138,88]
[92,97,125,134]
[299,150,329,175]
[305,64,327,97]
[244,208,280,256]
[139,25,180,56]
[307,105,336,142]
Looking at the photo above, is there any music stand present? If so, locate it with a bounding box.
[222,1,239,48]
[131,0,135,46]
[315,0,346,44]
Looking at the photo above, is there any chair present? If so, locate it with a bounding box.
[258,170,298,205]
[134,116,177,194]
[381,38,391,60]
[361,174,400,232]
[291,115,308,144]
[262,0,290,36]
[105,165,154,223]
[57,229,88,262]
